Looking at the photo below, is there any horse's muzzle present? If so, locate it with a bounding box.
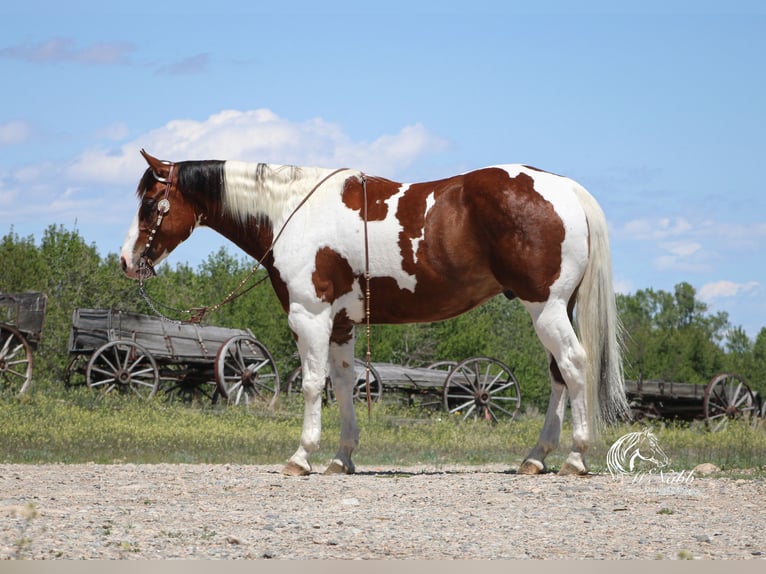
[120,255,156,280]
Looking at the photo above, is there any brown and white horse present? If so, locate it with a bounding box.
[121,149,629,476]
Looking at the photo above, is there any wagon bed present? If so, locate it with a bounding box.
[66,308,279,406]
[68,308,254,363]
[625,373,762,430]
[0,291,48,394]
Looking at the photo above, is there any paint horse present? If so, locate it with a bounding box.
[121,150,629,476]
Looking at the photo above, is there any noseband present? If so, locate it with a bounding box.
[139,161,175,278]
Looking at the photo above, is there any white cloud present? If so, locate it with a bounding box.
[699,280,761,302]
[0,120,31,146]
[658,241,701,257]
[613,278,633,294]
[65,108,448,185]
[620,216,692,240]
[2,109,449,234]
[155,53,210,76]
[0,38,134,65]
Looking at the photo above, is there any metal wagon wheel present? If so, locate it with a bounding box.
[86,341,159,399]
[443,356,521,422]
[285,358,383,404]
[214,335,280,408]
[0,324,33,394]
[703,373,759,431]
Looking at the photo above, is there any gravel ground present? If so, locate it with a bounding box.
[1,463,764,560]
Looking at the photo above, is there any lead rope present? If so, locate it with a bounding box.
[362,175,373,418]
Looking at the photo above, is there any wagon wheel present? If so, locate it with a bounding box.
[285,359,383,404]
[443,356,521,422]
[0,324,34,395]
[86,341,159,399]
[160,364,217,405]
[342,358,383,403]
[703,373,759,431]
[64,354,88,388]
[214,335,280,408]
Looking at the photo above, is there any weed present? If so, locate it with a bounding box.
[1,389,765,473]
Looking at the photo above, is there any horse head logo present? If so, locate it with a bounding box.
[606,429,670,477]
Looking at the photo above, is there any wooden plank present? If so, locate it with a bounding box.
[0,292,47,341]
[370,363,447,389]
[625,379,705,400]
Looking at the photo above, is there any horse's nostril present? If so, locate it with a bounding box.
[120,256,128,272]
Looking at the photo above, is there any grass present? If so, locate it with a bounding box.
[1,386,765,475]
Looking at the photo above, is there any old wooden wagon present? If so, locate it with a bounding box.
[626,372,763,431]
[285,356,522,422]
[0,291,48,395]
[65,308,279,406]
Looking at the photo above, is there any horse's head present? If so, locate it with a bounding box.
[120,150,199,279]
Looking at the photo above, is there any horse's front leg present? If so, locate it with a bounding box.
[283,304,332,476]
[324,333,359,475]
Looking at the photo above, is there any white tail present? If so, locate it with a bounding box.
[572,185,630,428]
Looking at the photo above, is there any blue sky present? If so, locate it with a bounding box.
[1,1,764,339]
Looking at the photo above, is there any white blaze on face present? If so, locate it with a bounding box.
[120,213,140,273]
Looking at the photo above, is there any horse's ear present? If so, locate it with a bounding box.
[140,149,171,180]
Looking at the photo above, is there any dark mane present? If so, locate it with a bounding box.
[177,160,226,198]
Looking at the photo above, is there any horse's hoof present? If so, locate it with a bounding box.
[518,459,546,475]
[282,461,311,476]
[557,461,589,476]
[324,460,355,475]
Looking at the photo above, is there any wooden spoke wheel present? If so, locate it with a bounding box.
[443,356,521,422]
[285,359,383,404]
[0,324,34,395]
[160,364,217,405]
[86,341,159,399]
[343,358,383,404]
[64,354,88,388]
[703,373,759,431]
[214,335,280,408]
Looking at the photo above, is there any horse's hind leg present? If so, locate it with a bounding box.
[324,334,359,474]
[522,301,591,475]
[518,366,567,474]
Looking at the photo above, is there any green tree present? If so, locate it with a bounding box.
[618,283,731,386]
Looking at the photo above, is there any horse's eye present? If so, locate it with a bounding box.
[140,198,157,219]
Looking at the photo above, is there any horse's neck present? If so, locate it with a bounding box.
[222,161,339,227]
[204,161,339,263]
